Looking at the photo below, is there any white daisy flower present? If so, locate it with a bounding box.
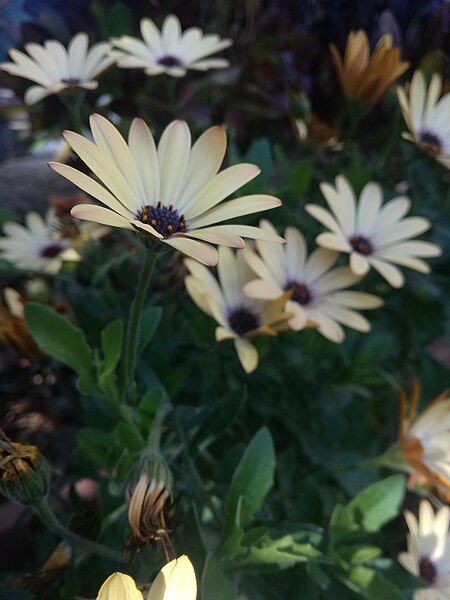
[305,176,441,288]
[0,33,115,105]
[397,71,450,170]
[243,220,382,343]
[399,500,450,599]
[112,15,232,78]
[184,246,290,373]
[0,211,79,273]
[49,114,283,266]
[399,384,450,502]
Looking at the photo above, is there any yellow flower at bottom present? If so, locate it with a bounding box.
[148,555,197,600]
[97,572,143,599]
[96,556,196,600]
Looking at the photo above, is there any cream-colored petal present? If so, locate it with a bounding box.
[305,203,343,235]
[164,237,218,266]
[157,120,191,206]
[350,252,370,276]
[180,228,244,248]
[369,257,404,287]
[188,195,281,229]
[24,85,50,104]
[130,220,164,239]
[304,248,338,282]
[357,182,382,234]
[216,326,235,341]
[185,164,260,220]
[185,275,213,316]
[243,279,281,300]
[243,245,282,290]
[315,232,350,252]
[71,204,133,229]
[285,226,307,280]
[178,126,227,210]
[128,117,160,204]
[234,338,259,373]
[286,300,308,331]
[204,224,284,244]
[48,162,133,218]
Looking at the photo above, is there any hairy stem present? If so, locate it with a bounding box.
[33,498,120,561]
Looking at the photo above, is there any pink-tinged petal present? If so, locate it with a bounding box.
[234,338,258,373]
[164,237,218,266]
[71,204,133,229]
[188,195,281,229]
[179,228,244,248]
[130,220,164,239]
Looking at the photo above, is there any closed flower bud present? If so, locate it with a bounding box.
[97,572,143,600]
[0,429,50,505]
[126,452,173,548]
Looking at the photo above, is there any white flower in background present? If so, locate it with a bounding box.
[399,500,450,599]
[49,114,283,266]
[398,383,450,502]
[305,176,441,288]
[0,211,79,273]
[112,15,231,78]
[243,220,382,343]
[397,71,450,170]
[184,246,290,373]
[96,555,197,599]
[0,33,115,105]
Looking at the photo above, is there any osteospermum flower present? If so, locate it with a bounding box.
[399,500,450,598]
[0,211,79,273]
[112,15,231,78]
[330,30,409,104]
[397,70,450,170]
[243,221,382,343]
[0,33,115,105]
[49,115,282,265]
[398,381,450,502]
[185,246,290,373]
[306,176,441,288]
[97,555,197,599]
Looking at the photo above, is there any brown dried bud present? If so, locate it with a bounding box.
[0,429,50,505]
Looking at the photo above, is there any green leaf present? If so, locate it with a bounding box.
[114,422,143,453]
[340,545,382,567]
[289,159,311,197]
[348,475,406,533]
[328,504,358,550]
[223,427,275,548]
[100,319,123,374]
[201,555,236,600]
[193,388,246,447]
[138,306,163,357]
[25,302,94,377]
[341,566,404,600]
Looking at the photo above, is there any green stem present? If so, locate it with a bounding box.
[33,498,120,561]
[59,92,85,133]
[147,402,172,451]
[124,249,158,402]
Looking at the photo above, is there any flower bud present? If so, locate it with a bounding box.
[97,572,143,600]
[126,451,173,546]
[0,429,51,505]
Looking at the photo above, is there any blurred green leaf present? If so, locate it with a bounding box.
[201,555,236,600]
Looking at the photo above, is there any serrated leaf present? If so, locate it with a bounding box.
[25,302,94,377]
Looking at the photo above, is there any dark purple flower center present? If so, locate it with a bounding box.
[419,130,442,153]
[40,242,64,258]
[157,55,183,68]
[138,202,187,238]
[349,235,373,256]
[61,77,81,86]
[228,306,260,336]
[285,281,312,305]
[419,556,437,585]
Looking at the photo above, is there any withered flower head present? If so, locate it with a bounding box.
[0,429,50,504]
[125,452,173,557]
[0,288,42,361]
[398,381,450,501]
[330,30,409,104]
